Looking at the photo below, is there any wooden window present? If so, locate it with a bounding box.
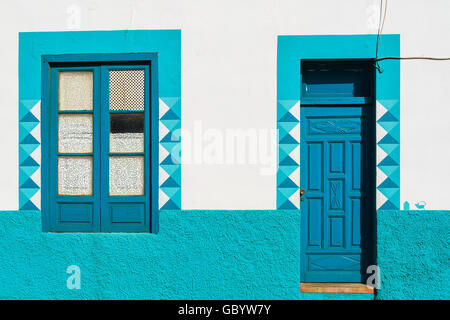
[41,54,158,232]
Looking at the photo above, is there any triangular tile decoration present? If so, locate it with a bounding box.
[378,155,398,167]
[375,100,400,210]
[160,109,180,120]
[279,155,299,166]
[288,190,300,209]
[159,167,170,186]
[159,97,182,210]
[30,189,41,210]
[289,167,300,187]
[277,99,300,209]
[279,143,298,155]
[160,187,180,199]
[378,112,398,123]
[279,112,299,123]
[379,200,397,210]
[278,122,298,134]
[19,100,42,211]
[280,134,298,145]
[378,177,398,189]
[376,123,388,143]
[277,100,298,120]
[30,100,41,121]
[21,156,40,167]
[159,98,170,119]
[20,111,40,123]
[21,178,39,189]
[159,189,170,208]
[21,200,39,211]
[20,134,40,145]
[378,134,398,145]
[279,177,298,188]
[279,200,298,210]
[160,177,179,188]
[160,199,179,210]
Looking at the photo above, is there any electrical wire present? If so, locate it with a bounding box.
[375,56,450,62]
[374,0,450,72]
[375,0,388,72]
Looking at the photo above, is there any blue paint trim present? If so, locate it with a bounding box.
[277,34,400,211]
[19,30,181,218]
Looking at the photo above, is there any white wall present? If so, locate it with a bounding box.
[0,0,449,210]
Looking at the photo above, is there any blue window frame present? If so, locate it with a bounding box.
[41,54,159,233]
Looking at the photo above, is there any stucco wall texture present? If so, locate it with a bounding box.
[377,210,449,300]
[0,210,447,299]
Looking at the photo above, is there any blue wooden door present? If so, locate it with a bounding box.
[300,105,374,282]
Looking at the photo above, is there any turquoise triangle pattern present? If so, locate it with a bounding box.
[278,187,298,199]
[158,96,182,210]
[277,99,300,209]
[378,143,398,155]
[378,112,398,122]
[378,177,398,189]
[278,122,298,133]
[19,99,43,211]
[161,177,180,188]
[161,199,179,210]
[161,186,180,198]
[21,156,39,167]
[279,143,298,155]
[161,132,181,142]
[21,134,39,145]
[279,112,298,123]
[279,155,298,166]
[376,99,399,210]
[377,121,398,133]
[378,155,398,166]
[21,178,39,189]
[20,99,39,111]
[21,112,39,123]
[279,177,298,188]
[278,165,298,177]
[161,164,179,176]
[379,200,397,210]
[161,109,180,120]
[160,119,181,132]
[280,134,298,145]
[21,200,39,211]
[378,134,398,145]
[279,200,298,210]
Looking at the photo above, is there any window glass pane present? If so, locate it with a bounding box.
[109,69,145,110]
[59,71,93,110]
[109,113,144,153]
[58,156,93,196]
[59,114,93,153]
[109,156,144,196]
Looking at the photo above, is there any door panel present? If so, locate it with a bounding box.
[300,106,374,282]
[100,65,150,232]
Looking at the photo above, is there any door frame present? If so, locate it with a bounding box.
[276,35,400,282]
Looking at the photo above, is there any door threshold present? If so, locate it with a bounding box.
[300,282,374,293]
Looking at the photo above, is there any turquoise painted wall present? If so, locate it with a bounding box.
[0,209,447,299]
[377,210,450,300]
[0,209,371,300]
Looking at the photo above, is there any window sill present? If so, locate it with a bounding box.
[300,283,374,294]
